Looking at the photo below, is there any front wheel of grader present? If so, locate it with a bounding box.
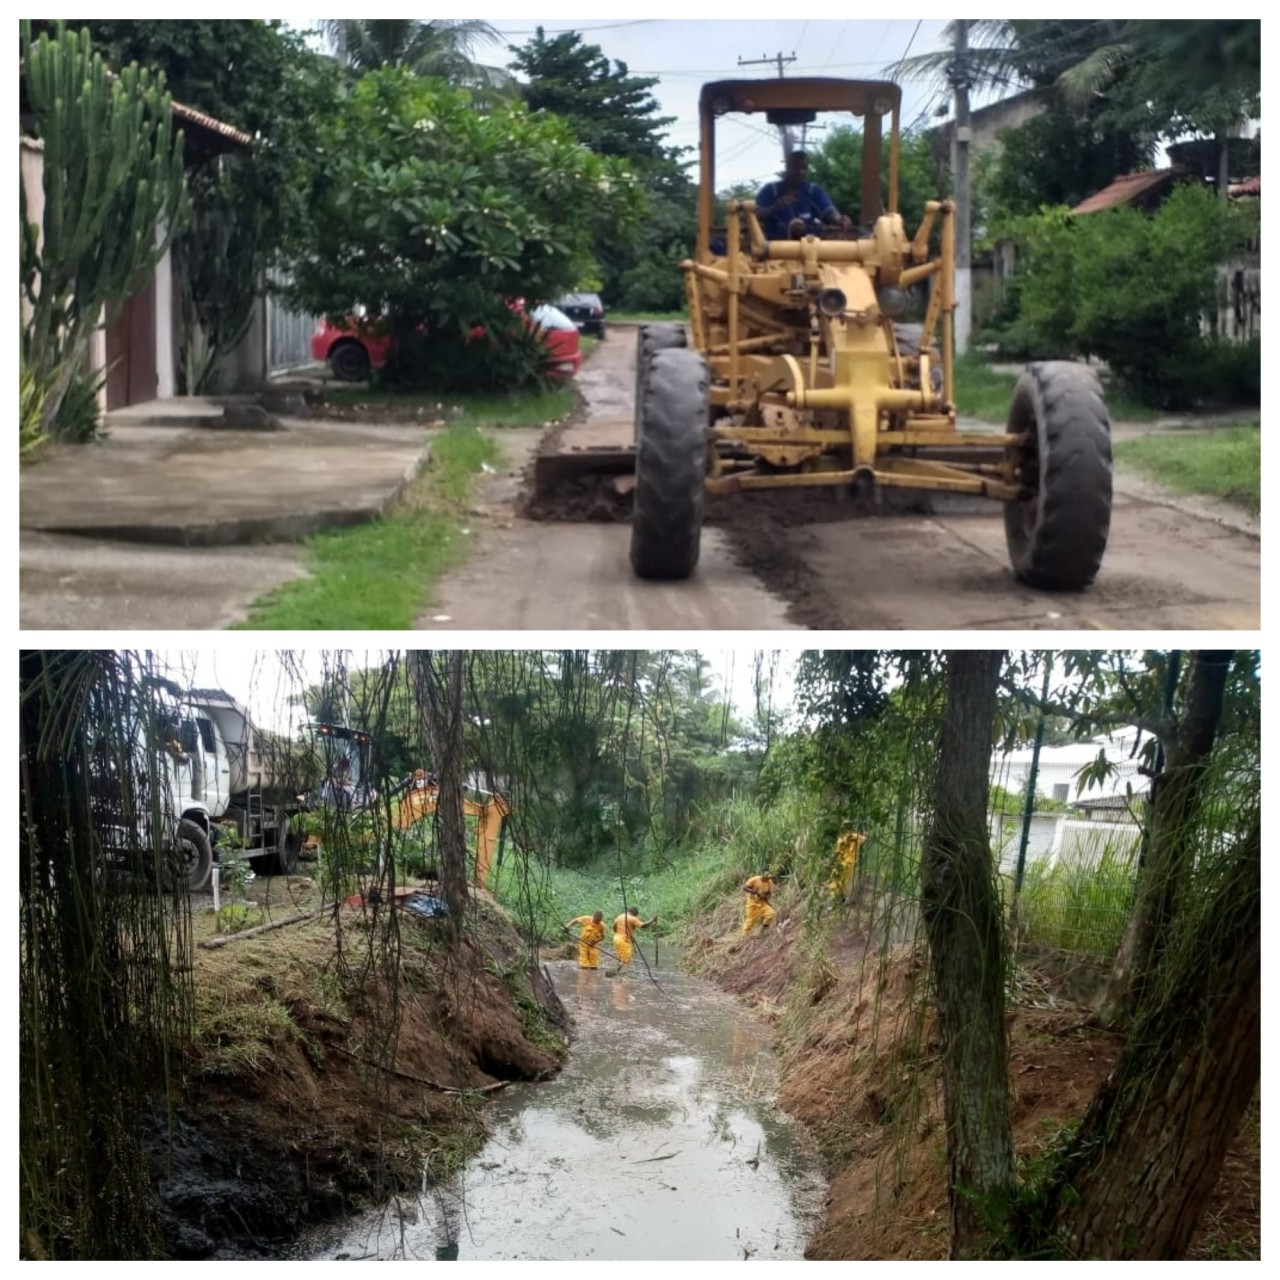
[630,347,708,581]
[1003,361,1113,591]
[633,323,687,442]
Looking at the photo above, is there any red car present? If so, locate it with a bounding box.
[311,303,582,382]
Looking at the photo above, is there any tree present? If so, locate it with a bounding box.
[20,23,188,439]
[320,19,515,104]
[412,652,469,934]
[1034,811,1259,1257]
[285,68,641,388]
[1099,651,1233,1022]
[920,651,1014,1256]
[808,127,940,229]
[20,651,194,1258]
[508,27,695,311]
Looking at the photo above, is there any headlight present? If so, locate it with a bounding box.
[818,288,847,318]
[877,287,908,318]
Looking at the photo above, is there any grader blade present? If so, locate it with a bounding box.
[532,443,636,494]
[530,411,637,505]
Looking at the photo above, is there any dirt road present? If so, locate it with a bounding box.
[424,329,1259,632]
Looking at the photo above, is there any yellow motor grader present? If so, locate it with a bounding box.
[626,77,1112,589]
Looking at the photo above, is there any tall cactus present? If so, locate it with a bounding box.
[20,21,188,439]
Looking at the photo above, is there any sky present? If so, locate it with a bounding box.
[158,648,797,737]
[479,17,955,190]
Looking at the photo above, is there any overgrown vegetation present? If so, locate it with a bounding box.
[1004,186,1259,408]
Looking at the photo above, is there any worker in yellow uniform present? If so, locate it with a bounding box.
[566,911,606,970]
[742,872,777,934]
[611,905,658,973]
[828,832,867,899]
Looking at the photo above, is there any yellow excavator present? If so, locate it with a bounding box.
[311,723,512,889]
[386,768,511,890]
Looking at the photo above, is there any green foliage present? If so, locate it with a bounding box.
[72,21,342,391]
[1013,847,1139,954]
[508,27,695,312]
[976,109,1150,233]
[385,315,557,393]
[20,358,56,461]
[20,22,188,439]
[52,367,106,443]
[286,67,641,386]
[807,127,939,229]
[1009,184,1259,407]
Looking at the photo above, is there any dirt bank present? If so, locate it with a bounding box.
[683,885,1260,1260]
[158,878,568,1259]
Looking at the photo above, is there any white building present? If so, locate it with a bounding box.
[990,728,1147,875]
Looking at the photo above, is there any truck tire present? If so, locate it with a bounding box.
[630,347,708,580]
[634,323,686,441]
[1003,361,1113,591]
[253,815,300,876]
[165,818,213,893]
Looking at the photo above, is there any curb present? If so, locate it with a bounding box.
[33,439,435,549]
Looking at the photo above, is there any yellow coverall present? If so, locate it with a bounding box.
[742,874,776,933]
[567,915,606,969]
[828,832,867,898]
[612,911,652,966]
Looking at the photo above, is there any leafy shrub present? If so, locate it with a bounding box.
[386,316,557,393]
[1009,184,1258,408]
[53,367,105,443]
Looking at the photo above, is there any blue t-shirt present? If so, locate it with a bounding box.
[755,179,835,239]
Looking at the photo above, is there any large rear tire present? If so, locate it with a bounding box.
[253,814,300,876]
[165,818,213,893]
[1003,361,1113,590]
[630,348,708,580]
[634,323,686,441]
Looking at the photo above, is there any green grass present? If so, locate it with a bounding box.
[234,424,501,629]
[1113,425,1260,513]
[951,355,1020,423]
[609,311,687,324]
[953,356,1162,425]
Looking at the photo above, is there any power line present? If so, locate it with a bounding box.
[495,20,659,36]
[821,21,850,69]
[901,19,923,64]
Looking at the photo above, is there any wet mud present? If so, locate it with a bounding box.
[307,955,825,1261]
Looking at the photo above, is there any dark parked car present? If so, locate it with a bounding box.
[555,291,606,338]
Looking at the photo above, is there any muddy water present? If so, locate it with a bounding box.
[309,953,825,1260]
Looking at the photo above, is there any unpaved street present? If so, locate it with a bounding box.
[423,327,1260,631]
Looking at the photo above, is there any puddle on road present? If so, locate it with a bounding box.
[308,954,826,1260]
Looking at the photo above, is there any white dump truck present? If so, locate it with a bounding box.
[145,685,305,892]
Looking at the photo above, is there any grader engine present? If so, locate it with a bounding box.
[629,77,1113,589]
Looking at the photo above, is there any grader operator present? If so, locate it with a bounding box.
[628,77,1112,591]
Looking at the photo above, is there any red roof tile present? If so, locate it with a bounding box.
[1071,168,1181,215]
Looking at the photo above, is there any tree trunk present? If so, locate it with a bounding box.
[413,651,469,937]
[1100,651,1232,1023]
[921,650,1014,1257]
[1042,814,1259,1258]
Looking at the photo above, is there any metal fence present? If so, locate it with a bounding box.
[266,294,318,376]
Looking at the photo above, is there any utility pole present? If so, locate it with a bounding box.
[949,20,972,356]
[738,51,797,156]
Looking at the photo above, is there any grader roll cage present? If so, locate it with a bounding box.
[626,77,1113,590]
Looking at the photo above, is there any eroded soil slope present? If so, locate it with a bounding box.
[683,885,1260,1260]
[157,882,567,1259]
